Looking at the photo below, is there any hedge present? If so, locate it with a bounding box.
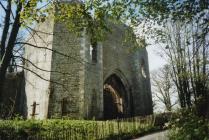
[0,113,172,140]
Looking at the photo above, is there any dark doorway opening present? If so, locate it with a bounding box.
[103,74,128,119]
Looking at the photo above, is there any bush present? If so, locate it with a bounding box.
[168,110,209,140]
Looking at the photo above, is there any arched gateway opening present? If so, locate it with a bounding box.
[103,74,128,119]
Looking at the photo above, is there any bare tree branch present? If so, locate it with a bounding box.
[14,64,68,91]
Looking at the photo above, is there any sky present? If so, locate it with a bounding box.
[147,44,167,72]
[134,22,167,72]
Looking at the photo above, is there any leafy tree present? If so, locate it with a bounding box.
[122,0,209,117]
[153,19,208,117]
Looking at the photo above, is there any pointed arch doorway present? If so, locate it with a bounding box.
[103,74,128,119]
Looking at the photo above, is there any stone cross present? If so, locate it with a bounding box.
[31,101,39,118]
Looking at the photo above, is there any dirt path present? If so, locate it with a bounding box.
[132,130,168,140]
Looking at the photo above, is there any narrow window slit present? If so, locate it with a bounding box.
[90,42,97,63]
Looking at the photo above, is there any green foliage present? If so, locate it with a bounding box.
[54,2,110,44]
[0,114,170,140]
[20,0,54,25]
[168,110,209,140]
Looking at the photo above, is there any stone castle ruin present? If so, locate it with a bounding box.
[3,2,153,120]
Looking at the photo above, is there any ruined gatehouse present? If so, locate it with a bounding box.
[21,3,153,120]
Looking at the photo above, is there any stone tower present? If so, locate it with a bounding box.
[24,3,153,119]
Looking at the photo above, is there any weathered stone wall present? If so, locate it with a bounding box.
[83,37,103,119]
[83,23,153,119]
[24,19,54,119]
[130,48,153,115]
[101,23,152,116]
[102,24,134,117]
[48,23,85,118]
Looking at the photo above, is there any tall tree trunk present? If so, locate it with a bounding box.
[0,3,22,101]
[0,0,11,59]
